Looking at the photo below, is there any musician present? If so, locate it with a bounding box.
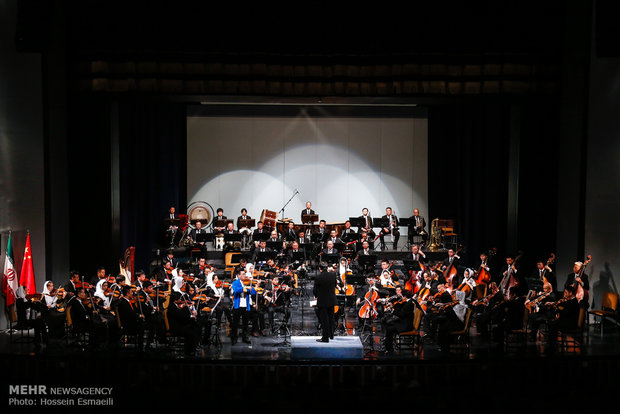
[357,208,376,240]
[40,281,66,342]
[117,285,146,351]
[355,240,372,260]
[301,201,316,223]
[422,283,453,338]
[154,259,175,284]
[167,291,200,356]
[356,276,387,318]
[207,273,232,326]
[340,220,356,241]
[313,220,329,243]
[212,208,227,234]
[287,241,305,263]
[499,255,522,295]
[565,261,590,309]
[526,282,557,341]
[252,240,272,263]
[477,251,492,283]
[313,263,337,342]
[69,287,106,350]
[379,259,399,285]
[283,221,297,242]
[252,220,268,247]
[231,269,256,344]
[63,270,82,298]
[455,268,477,301]
[381,290,415,354]
[379,207,400,250]
[409,244,427,265]
[164,206,180,245]
[408,208,427,245]
[328,230,343,245]
[265,276,291,334]
[91,266,107,287]
[191,257,211,282]
[237,208,252,232]
[298,230,310,245]
[545,285,580,351]
[222,222,240,252]
[491,286,525,344]
[530,259,557,294]
[321,240,340,257]
[190,220,209,257]
[436,290,468,352]
[164,249,178,269]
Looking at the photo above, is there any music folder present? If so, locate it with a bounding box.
[321,253,341,265]
[266,241,283,251]
[402,259,422,272]
[254,232,270,241]
[238,218,255,228]
[291,251,306,262]
[214,219,232,228]
[164,218,180,226]
[255,250,276,262]
[372,218,389,228]
[224,233,242,242]
[357,254,378,268]
[348,217,364,227]
[398,218,415,227]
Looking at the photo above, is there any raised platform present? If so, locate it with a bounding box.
[290,335,364,360]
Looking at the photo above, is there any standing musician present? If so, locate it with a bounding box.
[313,263,337,343]
[167,291,200,356]
[441,248,461,288]
[565,261,590,309]
[164,206,180,246]
[357,208,376,241]
[301,201,315,223]
[379,207,400,251]
[230,269,256,345]
[499,255,521,295]
[531,259,557,294]
[408,208,427,246]
[380,289,415,354]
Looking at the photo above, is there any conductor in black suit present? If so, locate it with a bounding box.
[313,263,337,342]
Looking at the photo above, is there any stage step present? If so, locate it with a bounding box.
[290,336,364,360]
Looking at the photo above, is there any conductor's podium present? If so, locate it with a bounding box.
[290,336,364,360]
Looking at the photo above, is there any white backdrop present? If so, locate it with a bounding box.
[187,111,428,228]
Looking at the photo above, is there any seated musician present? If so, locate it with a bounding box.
[313,220,329,243]
[355,240,372,260]
[422,283,453,338]
[455,268,477,301]
[212,208,227,234]
[191,257,211,283]
[167,291,200,355]
[183,283,213,347]
[340,220,356,241]
[526,282,556,341]
[378,260,398,287]
[223,221,240,252]
[190,220,209,257]
[356,276,388,321]
[287,241,305,265]
[321,240,340,257]
[545,285,580,350]
[380,289,415,354]
[284,221,298,242]
[491,286,525,344]
[264,276,291,334]
[252,240,272,263]
[297,230,310,245]
[435,290,468,352]
[328,230,342,245]
[301,201,315,223]
[379,207,400,250]
[117,285,146,351]
[63,270,82,298]
[39,280,66,342]
[471,281,503,338]
[164,249,178,269]
[164,206,180,245]
[357,207,376,240]
[69,287,107,350]
[409,244,427,266]
[408,208,427,245]
[252,220,269,248]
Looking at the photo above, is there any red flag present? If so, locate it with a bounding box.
[19,232,36,296]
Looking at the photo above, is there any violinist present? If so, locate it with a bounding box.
[184,283,213,347]
[265,276,291,335]
[207,273,232,329]
[68,287,101,350]
[381,289,415,354]
[231,269,256,345]
[436,290,468,352]
[421,283,453,338]
[92,266,107,288]
[167,291,200,356]
[545,285,580,351]
[40,281,66,342]
[471,282,504,338]
[117,285,146,351]
[171,268,186,293]
[491,286,525,344]
[63,270,82,298]
[526,282,557,341]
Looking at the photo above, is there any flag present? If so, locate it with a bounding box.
[19,232,36,296]
[2,231,18,306]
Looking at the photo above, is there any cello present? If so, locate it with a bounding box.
[358,282,379,319]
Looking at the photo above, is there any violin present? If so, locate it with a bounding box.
[215,280,231,289]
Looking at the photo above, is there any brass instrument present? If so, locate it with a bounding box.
[428,218,442,252]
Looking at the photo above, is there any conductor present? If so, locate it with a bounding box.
[312,263,337,343]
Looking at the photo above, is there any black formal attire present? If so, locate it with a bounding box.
[381,299,416,353]
[357,215,375,239]
[252,246,273,263]
[408,215,427,244]
[212,215,228,233]
[166,303,200,355]
[472,290,505,338]
[313,270,337,341]
[236,215,252,229]
[265,282,291,333]
[379,214,400,250]
[313,227,329,243]
[284,228,298,242]
[565,272,590,308]
[190,226,209,257]
[547,297,580,347]
[117,297,145,350]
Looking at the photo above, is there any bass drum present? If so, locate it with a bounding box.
[187,201,214,228]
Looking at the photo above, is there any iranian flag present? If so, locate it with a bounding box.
[19,232,36,296]
[2,232,18,306]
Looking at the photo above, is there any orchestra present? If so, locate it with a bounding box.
[14,203,591,360]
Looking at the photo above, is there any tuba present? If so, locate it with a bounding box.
[428,219,442,252]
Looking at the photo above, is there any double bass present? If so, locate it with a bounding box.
[443,245,463,288]
[574,255,591,304]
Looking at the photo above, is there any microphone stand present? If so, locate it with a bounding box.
[278,189,299,218]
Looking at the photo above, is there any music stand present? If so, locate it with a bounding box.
[402,259,422,273]
[348,217,364,228]
[196,232,214,244]
[358,254,378,274]
[311,232,327,243]
[163,218,181,227]
[238,219,255,229]
[334,242,346,253]
[214,219,232,230]
[302,214,318,224]
[342,232,360,244]
[398,218,415,227]
[372,218,389,229]
[255,250,276,263]
[322,253,341,265]
[254,232,270,241]
[266,241,283,251]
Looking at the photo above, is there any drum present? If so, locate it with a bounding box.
[187,201,214,227]
[260,209,278,230]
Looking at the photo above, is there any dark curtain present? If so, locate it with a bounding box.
[118,99,187,275]
[428,102,511,267]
